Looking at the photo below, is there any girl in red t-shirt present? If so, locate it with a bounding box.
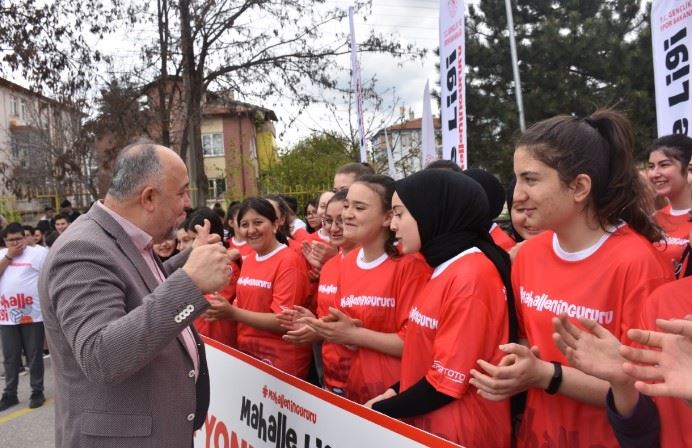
[204,197,312,379]
[304,196,320,234]
[225,203,254,261]
[364,169,513,447]
[646,135,692,277]
[188,208,239,348]
[280,190,358,395]
[303,175,431,404]
[470,109,674,448]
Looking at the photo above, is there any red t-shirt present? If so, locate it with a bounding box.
[654,205,691,277]
[235,244,312,379]
[337,249,431,403]
[400,248,511,446]
[316,254,353,393]
[491,223,517,252]
[292,227,310,242]
[194,257,240,348]
[306,228,331,244]
[512,225,673,448]
[229,237,254,261]
[639,276,692,448]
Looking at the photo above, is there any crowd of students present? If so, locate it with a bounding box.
[156,109,690,447]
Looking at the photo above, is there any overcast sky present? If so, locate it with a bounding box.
[98,0,445,150]
[5,0,447,150]
[275,0,442,149]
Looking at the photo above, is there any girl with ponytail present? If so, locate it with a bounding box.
[470,109,674,448]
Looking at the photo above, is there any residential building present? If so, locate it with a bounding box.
[0,77,88,221]
[140,77,278,203]
[370,109,441,179]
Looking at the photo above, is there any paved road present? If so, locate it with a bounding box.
[0,355,55,448]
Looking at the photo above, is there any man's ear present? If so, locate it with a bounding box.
[141,186,157,212]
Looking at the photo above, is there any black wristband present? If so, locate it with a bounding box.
[546,361,562,395]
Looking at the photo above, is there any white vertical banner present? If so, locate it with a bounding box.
[384,128,397,179]
[652,0,692,137]
[439,0,467,169]
[349,6,368,162]
[421,80,437,167]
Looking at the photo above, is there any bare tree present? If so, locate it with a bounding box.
[1,96,97,206]
[0,0,135,96]
[132,0,423,205]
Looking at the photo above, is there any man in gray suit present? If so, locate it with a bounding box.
[39,143,231,448]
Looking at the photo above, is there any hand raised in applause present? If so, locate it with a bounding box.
[182,219,231,293]
[552,314,629,385]
[204,295,234,322]
[279,306,319,344]
[470,343,549,401]
[301,240,337,270]
[621,316,692,403]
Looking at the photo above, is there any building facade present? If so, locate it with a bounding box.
[0,77,88,221]
[140,78,278,204]
[370,111,441,179]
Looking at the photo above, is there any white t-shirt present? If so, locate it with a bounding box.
[291,218,307,231]
[0,245,48,325]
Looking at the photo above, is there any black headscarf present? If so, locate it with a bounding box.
[394,169,525,431]
[505,176,524,242]
[464,168,506,221]
[394,169,518,341]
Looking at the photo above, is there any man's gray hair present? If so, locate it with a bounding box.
[108,143,163,200]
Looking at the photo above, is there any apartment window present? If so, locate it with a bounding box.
[20,98,27,120]
[202,133,224,156]
[208,178,226,198]
[9,95,18,117]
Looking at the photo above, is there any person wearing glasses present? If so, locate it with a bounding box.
[0,222,49,411]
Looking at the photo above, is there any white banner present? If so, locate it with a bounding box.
[349,7,368,163]
[421,80,437,168]
[439,0,467,169]
[652,0,692,136]
[384,128,397,179]
[194,338,461,448]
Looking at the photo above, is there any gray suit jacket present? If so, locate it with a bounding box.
[39,203,211,448]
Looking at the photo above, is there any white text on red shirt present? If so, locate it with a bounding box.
[237,277,272,289]
[339,294,395,308]
[408,306,438,330]
[519,286,614,325]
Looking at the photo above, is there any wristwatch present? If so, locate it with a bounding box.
[546,361,563,395]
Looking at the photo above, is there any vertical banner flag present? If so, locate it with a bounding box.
[652,0,692,136]
[439,0,467,169]
[384,128,397,178]
[421,80,437,167]
[349,6,368,162]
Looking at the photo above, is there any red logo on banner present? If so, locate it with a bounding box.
[448,0,458,17]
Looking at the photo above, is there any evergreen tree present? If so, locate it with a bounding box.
[465,0,654,182]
